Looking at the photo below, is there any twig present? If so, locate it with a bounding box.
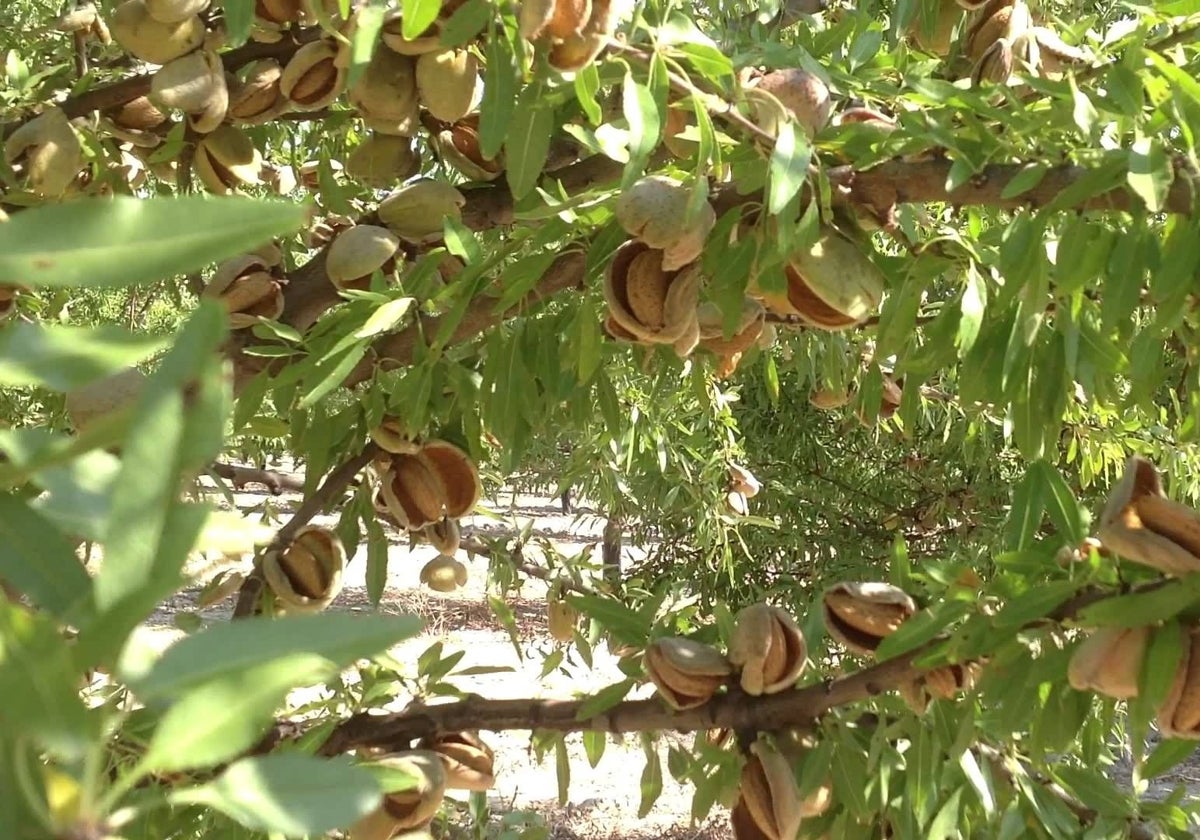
[210,462,306,495]
[231,444,380,618]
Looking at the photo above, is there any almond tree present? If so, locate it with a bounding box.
[2,0,1200,838]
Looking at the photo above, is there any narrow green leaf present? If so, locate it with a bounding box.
[638,738,663,818]
[1052,766,1130,818]
[346,3,385,87]
[991,581,1079,630]
[1000,162,1048,199]
[364,516,389,607]
[400,0,440,39]
[171,754,379,835]
[1126,135,1171,212]
[354,297,416,339]
[1031,461,1086,546]
[479,35,518,157]
[582,730,606,768]
[124,613,422,699]
[220,0,254,45]
[555,737,570,805]
[956,266,986,357]
[0,496,94,624]
[623,71,661,164]
[94,305,226,613]
[0,324,164,390]
[505,84,554,200]
[0,601,93,760]
[1075,577,1200,629]
[438,0,490,46]
[0,196,306,288]
[766,121,811,215]
[141,655,333,773]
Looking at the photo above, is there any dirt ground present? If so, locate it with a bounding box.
[149,467,1200,838]
[159,473,730,840]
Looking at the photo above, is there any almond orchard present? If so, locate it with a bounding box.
[2,0,1200,838]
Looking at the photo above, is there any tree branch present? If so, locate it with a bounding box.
[210,462,306,495]
[306,576,1155,751]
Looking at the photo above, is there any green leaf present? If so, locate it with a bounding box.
[831,732,869,816]
[480,33,519,158]
[926,787,964,840]
[172,754,379,836]
[1031,461,1086,546]
[1070,78,1098,137]
[638,736,663,818]
[1003,466,1044,551]
[555,736,570,805]
[220,0,254,46]
[991,580,1079,630]
[623,71,661,165]
[0,324,165,391]
[956,265,986,357]
[567,595,650,645]
[0,196,306,289]
[1075,577,1200,629]
[124,613,422,699]
[0,601,93,760]
[438,0,490,46]
[576,679,635,720]
[93,305,226,614]
[1051,766,1130,818]
[400,0,440,40]
[141,654,334,773]
[364,515,388,607]
[1140,737,1198,781]
[346,3,385,87]
[766,121,811,215]
[354,297,416,339]
[1126,135,1172,212]
[582,730,606,768]
[1000,162,1048,199]
[0,496,94,624]
[505,83,554,200]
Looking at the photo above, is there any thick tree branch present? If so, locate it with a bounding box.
[306,576,1155,752]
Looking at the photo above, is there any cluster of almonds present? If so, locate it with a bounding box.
[605,69,887,375]
[314,179,468,300]
[823,581,981,713]
[1062,455,1200,738]
[34,0,626,202]
[519,0,621,72]
[349,732,495,839]
[262,524,347,613]
[369,423,481,594]
[604,175,775,377]
[809,371,904,426]
[643,603,807,710]
[959,0,1089,86]
[1070,623,1200,740]
[643,605,829,837]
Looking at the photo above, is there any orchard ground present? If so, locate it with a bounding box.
[138,464,1200,838]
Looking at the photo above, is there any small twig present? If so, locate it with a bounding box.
[210,462,307,495]
[231,444,380,618]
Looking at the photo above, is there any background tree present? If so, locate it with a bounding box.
[2,0,1200,838]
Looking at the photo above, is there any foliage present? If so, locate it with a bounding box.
[3,0,1200,838]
